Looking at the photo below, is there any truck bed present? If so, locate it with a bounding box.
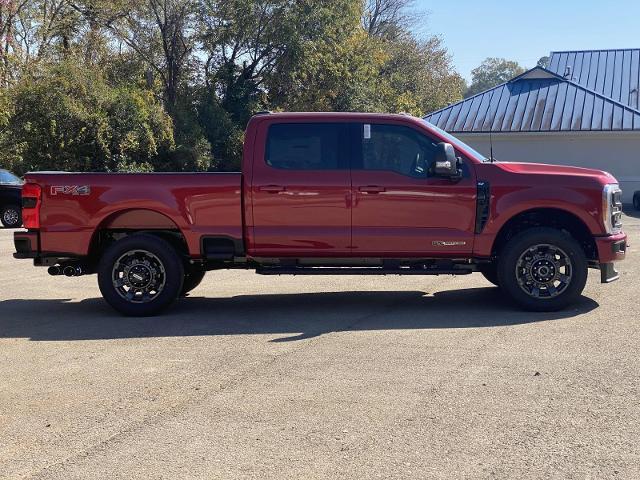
[27,172,243,257]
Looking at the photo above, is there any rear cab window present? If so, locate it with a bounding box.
[266,123,349,170]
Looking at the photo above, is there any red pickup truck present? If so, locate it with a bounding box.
[13,112,627,316]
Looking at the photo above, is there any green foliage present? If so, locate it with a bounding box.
[465,57,526,98]
[1,0,465,173]
[0,61,174,175]
[375,35,465,115]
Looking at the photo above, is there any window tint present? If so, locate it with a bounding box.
[266,123,346,170]
[361,124,437,178]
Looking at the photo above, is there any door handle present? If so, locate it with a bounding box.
[260,185,286,193]
[358,185,386,194]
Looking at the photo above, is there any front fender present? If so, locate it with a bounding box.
[473,185,605,257]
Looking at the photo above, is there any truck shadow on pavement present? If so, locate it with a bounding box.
[0,287,599,342]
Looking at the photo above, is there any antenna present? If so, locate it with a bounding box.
[489,129,495,163]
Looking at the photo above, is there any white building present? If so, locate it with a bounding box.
[424,49,640,204]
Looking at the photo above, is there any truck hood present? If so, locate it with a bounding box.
[494,162,617,185]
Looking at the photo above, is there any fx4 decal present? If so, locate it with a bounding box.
[50,185,91,196]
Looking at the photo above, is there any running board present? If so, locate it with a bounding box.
[256,267,473,276]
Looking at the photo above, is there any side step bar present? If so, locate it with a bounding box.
[256,267,473,276]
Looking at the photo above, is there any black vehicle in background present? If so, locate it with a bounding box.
[634,191,640,211]
[0,170,23,228]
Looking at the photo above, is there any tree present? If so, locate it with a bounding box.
[362,0,422,40]
[0,0,466,173]
[537,56,550,68]
[268,1,384,112]
[465,57,525,98]
[0,61,175,175]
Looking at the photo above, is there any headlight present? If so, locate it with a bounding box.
[602,184,623,234]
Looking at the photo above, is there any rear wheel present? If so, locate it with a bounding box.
[1,205,21,228]
[98,234,184,316]
[497,227,587,312]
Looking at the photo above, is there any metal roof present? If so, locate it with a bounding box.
[548,49,640,110]
[424,65,640,133]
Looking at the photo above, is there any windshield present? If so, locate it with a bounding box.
[0,170,23,185]
[423,121,488,162]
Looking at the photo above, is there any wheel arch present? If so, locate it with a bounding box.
[491,207,597,261]
[88,209,189,262]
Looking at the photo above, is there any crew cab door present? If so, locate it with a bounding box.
[351,122,477,256]
[249,121,352,256]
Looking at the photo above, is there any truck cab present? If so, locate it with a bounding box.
[14,112,627,316]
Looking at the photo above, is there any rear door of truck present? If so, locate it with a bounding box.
[249,121,352,256]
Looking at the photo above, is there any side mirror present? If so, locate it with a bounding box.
[433,142,461,179]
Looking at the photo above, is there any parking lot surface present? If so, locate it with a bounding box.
[1,215,639,479]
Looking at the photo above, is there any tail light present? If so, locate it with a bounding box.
[22,183,42,229]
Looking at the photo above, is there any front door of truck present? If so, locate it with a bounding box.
[249,121,352,257]
[350,122,477,256]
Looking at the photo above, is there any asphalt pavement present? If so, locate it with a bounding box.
[1,215,639,479]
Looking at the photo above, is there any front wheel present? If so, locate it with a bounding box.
[497,227,588,312]
[1,205,22,228]
[98,234,184,316]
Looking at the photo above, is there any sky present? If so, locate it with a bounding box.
[416,0,640,81]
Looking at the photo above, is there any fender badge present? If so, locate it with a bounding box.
[432,241,467,247]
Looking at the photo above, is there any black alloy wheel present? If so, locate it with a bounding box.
[497,227,588,312]
[515,244,572,299]
[98,234,184,316]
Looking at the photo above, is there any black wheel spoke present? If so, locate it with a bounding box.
[112,249,166,304]
[515,243,572,300]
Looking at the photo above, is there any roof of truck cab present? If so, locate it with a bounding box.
[254,112,421,121]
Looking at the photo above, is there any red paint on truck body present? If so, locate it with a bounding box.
[27,172,242,257]
[16,112,626,268]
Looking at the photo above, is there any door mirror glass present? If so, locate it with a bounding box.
[433,142,461,178]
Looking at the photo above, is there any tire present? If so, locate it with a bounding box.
[1,205,22,228]
[479,263,500,287]
[98,234,184,316]
[497,227,588,312]
[634,192,640,211]
[181,268,206,296]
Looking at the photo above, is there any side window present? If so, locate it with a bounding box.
[266,123,346,170]
[361,124,437,178]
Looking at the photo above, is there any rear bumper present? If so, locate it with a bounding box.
[595,232,627,283]
[13,231,38,259]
